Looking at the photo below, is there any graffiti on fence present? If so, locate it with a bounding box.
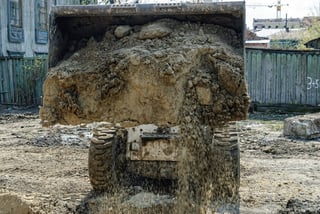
[307,77,319,90]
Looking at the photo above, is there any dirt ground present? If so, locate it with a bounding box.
[0,106,319,214]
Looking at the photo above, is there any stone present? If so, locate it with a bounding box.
[129,54,141,66]
[283,113,320,139]
[114,25,132,38]
[196,86,212,105]
[138,22,171,40]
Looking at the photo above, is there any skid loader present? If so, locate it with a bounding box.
[41,2,249,213]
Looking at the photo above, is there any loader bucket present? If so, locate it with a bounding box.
[48,2,245,68]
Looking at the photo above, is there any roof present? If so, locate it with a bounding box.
[245,40,270,44]
[254,29,283,38]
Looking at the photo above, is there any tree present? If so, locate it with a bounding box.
[310,1,320,16]
[295,2,320,49]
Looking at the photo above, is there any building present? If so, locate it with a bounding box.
[245,30,270,48]
[245,40,270,49]
[0,0,96,57]
[253,18,303,31]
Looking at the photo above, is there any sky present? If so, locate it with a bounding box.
[243,0,320,29]
[97,0,320,29]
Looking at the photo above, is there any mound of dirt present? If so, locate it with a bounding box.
[40,18,249,127]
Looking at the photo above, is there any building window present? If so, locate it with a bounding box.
[9,0,22,27]
[37,0,48,31]
[35,0,48,44]
[7,50,25,56]
[7,0,24,43]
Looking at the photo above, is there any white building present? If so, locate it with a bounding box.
[0,0,96,57]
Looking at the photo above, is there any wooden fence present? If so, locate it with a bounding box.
[246,48,320,106]
[1,49,320,107]
[0,56,47,106]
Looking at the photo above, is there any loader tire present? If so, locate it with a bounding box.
[211,121,240,213]
[88,127,117,191]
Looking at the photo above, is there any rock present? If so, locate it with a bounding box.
[138,22,171,40]
[114,25,132,38]
[129,54,141,66]
[283,113,320,139]
[196,86,212,105]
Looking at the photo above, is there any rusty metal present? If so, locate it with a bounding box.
[126,124,179,161]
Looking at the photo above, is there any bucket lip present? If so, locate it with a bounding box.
[50,1,245,18]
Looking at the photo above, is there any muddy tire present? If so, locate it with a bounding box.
[88,127,117,191]
[214,122,239,185]
[211,121,240,212]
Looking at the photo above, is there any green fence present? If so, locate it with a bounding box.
[246,48,320,106]
[1,49,320,107]
[0,56,47,106]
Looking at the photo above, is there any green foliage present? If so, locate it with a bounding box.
[270,39,299,49]
[23,57,46,80]
[19,56,47,105]
[310,1,320,16]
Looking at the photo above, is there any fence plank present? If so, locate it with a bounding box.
[264,53,272,103]
[295,53,304,104]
